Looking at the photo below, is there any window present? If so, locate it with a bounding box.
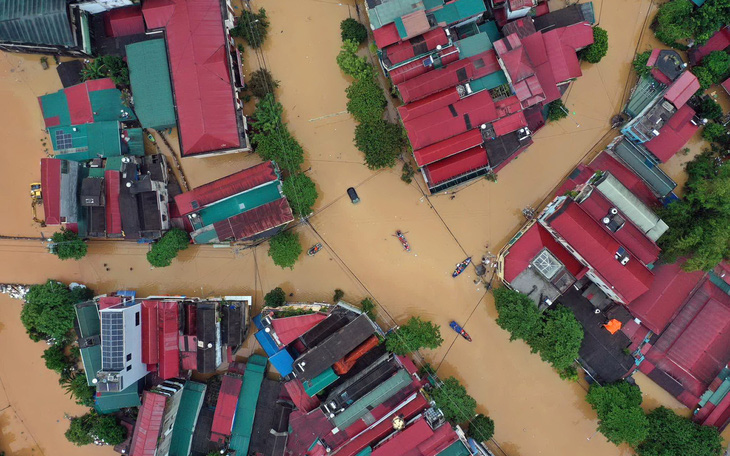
[532,249,563,280]
[135,312,140,326]
[126,365,132,371]
[126,353,132,362]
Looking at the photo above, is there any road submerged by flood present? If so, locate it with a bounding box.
[0,0,728,455]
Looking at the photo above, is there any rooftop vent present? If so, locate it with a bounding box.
[615,246,630,265]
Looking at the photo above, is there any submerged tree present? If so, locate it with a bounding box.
[247,68,279,99]
[547,100,568,122]
[50,228,88,260]
[430,377,477,424]
[43,344,71,374]
[532,305,583,371]
[252,93,284,134]
[21,280,92,341]
[252,128,305,172]
[340,18,368,44]
[637,407,722,456]
[60,373,95,407]
[632,50,652,77]
[282,173,318,217]
[268,231,302,269]
[698,97,724,121]
[703,122,727,143]
[493,287,543,344]
[653,0,695,46]
[337,39,373,80]
[580,27,609,64]
[147,228,190,268]
[360,297,376,320]
[385,316,443,355]
[66,412,126,446]
[264,287,287,307]
[346,76,387,123]
[354,120,406,169]
[467,414,495,442]
[231,8,269,49]
[586,382,649,447]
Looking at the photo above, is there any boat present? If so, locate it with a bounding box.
[450,321,472,342]
[452,257,471,277]
[396,230,410,252]
[307,243,322,256]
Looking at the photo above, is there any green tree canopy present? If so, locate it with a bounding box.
[698,97,724,120]
[66,412,126,446]
[493,287,543,345]
[637,407,722,456]
[264,287,287,307]
[21,280,91,341]
[231,8,269,48]
[703,122,727,143]
[50,229,88,260]
[248,68,279,99]
[333,289,345,302]
[547,99,568,122]
[430,377,477,424]
[633,51,652,77]
[337,39,374,80]
[692,66,715,90]
[586,382,649,447]
[340,18,368,44]
[580,27,609,64]
[252,93,284,134]
[703,50,730,83]
[282,173,318,217]
[354,120,406,169]
[252,128,305,172]
[385,316,443,355]
[532,305,583,371]
[346,75,387,123]
[81,55,129,86]
[43,344,71,373]
[467,414,495,442]
[653,0,695,46]
[360,297,376,320]
[147,228,190,268]
[268,231,302,269]
[66,413,95,446]
[60,373,95,407]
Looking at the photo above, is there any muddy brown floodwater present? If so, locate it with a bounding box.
[0,0,728,454]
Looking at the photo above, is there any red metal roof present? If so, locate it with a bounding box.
[157,301,180,380]
[645,105,698,162]
[141,301,159,366]
[424,146,489,185]
[578,191,661,265]
[129,391,167,456]
[493,111,527,136]
[384,29,449,66]
[404,90,497,149]
[373,23,401,49]
[371,417,458,456]
[105,6,145,37]
[270,313,327,347]
[104,170,122,235]
[286,409,335,455]
[142,0,241,156]
[522,32,561,104]
[543,24,591,82]
[283,379,321,413]
[99,296,122,309]
[398,50,501,103]
[544,200,654,303]
[210,374,242,440]
[40,158,61,225]
[723,78,730,95]
[175,161,277,215]
[664,71,700,109]
[398,87,461,122]
[212,197,294,241]
[389,47,460,85]
[510,0,536,10]
[413,129,483,167]
[690,26,730,65]
[701,392,730,429]
[628,262,705,334]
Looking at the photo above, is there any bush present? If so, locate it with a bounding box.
[61,373,95,407]
[692,66,714,90]
[467,414,495,442]
[637,407,722,456]
[360,297,376,320]
[21,280,91,341]
[247,68,279,99]
[337,39,373,80]
[231,8,269,49]
[147,228,190,268]
[586,382,649,447]
[580,27,608,63]
[252,128,305,172]
[702,50,730,83]
[268,231,302,269]
[401,162,415,184]
[385,316,443,355]
[333,289,345,302]
[264,287,287,307]
[547,100,568,122]
[43,344,70,373]
[698,97,723,120]
[49,228,87,260]
[66,412,126,446]
[252,93,284,134]
[282,173,318,217]
[340,18,367,44]
[703,122,727,143]
[354,120,406,169]
[81,55,129,86]
[632,51,652,77]
[346,76,387,123]
[430,377,477,424]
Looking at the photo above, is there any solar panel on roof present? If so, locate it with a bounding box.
[55,129,73,149]
[101,312,125,371]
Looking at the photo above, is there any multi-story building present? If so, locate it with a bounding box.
[96,299,148,393]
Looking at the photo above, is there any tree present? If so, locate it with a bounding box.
[586,382,649,447]
[81,55,129,86]
[692,65,714,90]
[531,305,583,371]
[692,0,730,44]
[346,76,387,123]
[247,68,279,99]
[547,100,568,122]
[632,50,652,77]
[268,231,302,269]
[467,414,495,442]
[493,287,542,345]
[333,289,345,302]
[702,50,730,83]
[580,27,608,64]
[430,377,477,424]
[43,344,70,374]
[637,407,722,456]
[252,128,305,172]
[50,229,87,260]
[385,316,443,355]
[61,373,95,407]
[360,297,376,320]
[703,122,727,143]
[337,40,374,80]
[147,228,190,268]
[653,0,694,46]
[264,287,287,307]
[21,280,90,340]
[340,18,368,44]
[252,93,284,134]
[698,97,723,120]
[282,173,318,217]
[66,412,126,446]
[354,120,406,169]
[231,8,269,49]
[401,162,415,184]
[66,414,95,446]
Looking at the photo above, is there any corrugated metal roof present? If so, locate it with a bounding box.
[129,391,167,456]
[332,369,413,429]
[271,313,328,347]
[81,345,102,387]
[126,39,177,130]
[367,0,425,30]
[413,129,483,167]
[284,379,321,413]
[269,348,295,377]
[302,367,339,396]
[424,146,489,185]
[383,28,448,66]
[158,301,180,380]
[75,302,100,340]
[168,381,207,456]
[95,381,141,414]
[455,32,493,57]
[105,5,144,37]
[49,121,122,159]
[210,197,294,243]
[645,105,699,162]
[210,375,242,439]
[611,138,677,198]
[104,170,122,235]
[40,158,61,225]
[664,71,700,109]
[229,355,267,455]
[39,79,134,129]
[0,0,75,47]
[373,23,400,49]
[431,0,486,25]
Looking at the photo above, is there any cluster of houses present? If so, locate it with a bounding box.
[365,0,596,193]
[497,48,729,432]
[1,0,296,242]
[74,296,491,456]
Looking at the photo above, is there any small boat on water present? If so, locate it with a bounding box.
[396,230,410,252]
[450,321,472,342]
[452,257,471,277]
[307,243,322,256]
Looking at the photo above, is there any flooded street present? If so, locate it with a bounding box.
[1,0,727,455]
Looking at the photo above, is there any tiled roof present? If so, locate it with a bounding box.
[211,197,294,242]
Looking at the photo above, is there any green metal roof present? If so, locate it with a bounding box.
[126,128,145,156]
[455,32,492,57]
[302,367,339,397]
[168,381,207,456]
[49,121,122,160]
[479,20,501,43]
[431,0,485,26]
[104,155,125,171]
[126,39,177,130]
[423,0,444,10]
[0,0,75,46]
[612,139,676,198]
[368,0,424,30]
[195,181,283,227]
[354,448,372,456]
[81,345,102,387]
[436,440,471,456]
[332,369,412,429]
[394,17,408,39]
[229,355,267,455]
[95,382,141,414]
[469,71,508,92]
[75,302,100,339]
[625,76,665,118]
[39,86,136,128]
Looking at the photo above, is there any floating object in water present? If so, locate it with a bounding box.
[307,243,322,256]
[395,230,410,252]
[452,257,471,277]
[450,321,472,342]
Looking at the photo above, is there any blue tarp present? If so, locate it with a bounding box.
[270,349,294,377]
[255,330,279,356]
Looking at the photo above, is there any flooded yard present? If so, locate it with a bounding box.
[0,0,727,455]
